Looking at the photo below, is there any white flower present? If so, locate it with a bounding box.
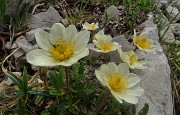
[88,31,120,53]
[82,22,99,30]
[95,62,144,104]
[94,29,104,40]
[118,48,147,69]
[133,29,157,53]
[26,23,90,66]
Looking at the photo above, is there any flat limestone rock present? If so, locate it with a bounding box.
[134,20,173,115]
[28,6,62,29]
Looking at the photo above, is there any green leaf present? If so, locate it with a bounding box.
[27,89,44,95]
[13,90,24,99]
[138,103,149,115]
[49,89,64,96]
[35,95,44,105]
[0,0,6,18]
[48,67,64,90]
[96,91,106,108]
[6,72,23,89]
[22,67,28,92]
[40,111,51,115]
[15,108,31,115]
[20,13,28,26]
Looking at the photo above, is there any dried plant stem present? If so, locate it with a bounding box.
[65,67,71,96]
[95,90,111,115]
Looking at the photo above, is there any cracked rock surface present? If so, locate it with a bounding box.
[134,15,173,115]
[28,6,62,29]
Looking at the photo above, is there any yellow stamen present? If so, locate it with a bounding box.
[125,52,138,65]
[135,36,151,49]
[49,40,73,61]
[108,73,127,92]
[99,43,113,51]
[88,24,96,30]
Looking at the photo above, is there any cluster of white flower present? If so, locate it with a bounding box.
[26,22,157,104]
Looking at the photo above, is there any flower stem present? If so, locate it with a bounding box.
[95,90,111,115]
[65,67,71,97]
[39,67,47,89]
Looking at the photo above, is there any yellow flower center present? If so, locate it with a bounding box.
[125,52,138,65]
[135,36,151,49]
[88,24,96,30]
[49,40,73,61]
[99,43,113,51]
[108,73,127,92]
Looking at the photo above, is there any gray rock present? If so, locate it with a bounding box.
[172,0,180,11]
[112,35,135,51]
[12,36,33,52]
[11,36,39,58]
[170,23,180,36]
[110,35,135,63]
[155,12,180,44]
[28,6,62,29]
[26,28,42,43]
[160,24,180,44]
[135,17,173,115]
[154,0,168,8]
[105,5,119,20]
[166,5,180,23]
[13,49,24,58]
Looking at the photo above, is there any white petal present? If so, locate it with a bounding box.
[93,40,99,48]
[65,25,77,41]
[126,87,144,96]
[131,61,147,69]
[120,52,129,63]
[97,29,104,35]
[100,64,110,77]
[50,23,66,41]
[35,29,52,51]
[133,29,137,42]
[72,30,90,54]
[117,93,138,104]
[90,47,109,53]
[82,22,89,29]
[127,73,141,88]
[146,45,157,53]
[107,62,118,74]
[111,91,123,103]
[118,48,129,63]
[111,42,120,50]
[118,63,129,77]
[95,70,107,86]
[88,43,104,53]
[26,49,60,66]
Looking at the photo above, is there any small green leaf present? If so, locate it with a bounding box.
[49,89,64,96]
[40,111,51,115]
[138,103,149,115]
[15,108,31,115]
[35,95,44,105]
[6,72,23,89]
[0,0,6,18]
[22,67,28,92]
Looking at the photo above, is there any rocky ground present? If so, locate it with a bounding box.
[0,0,179,114]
